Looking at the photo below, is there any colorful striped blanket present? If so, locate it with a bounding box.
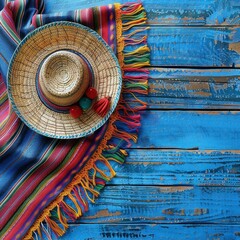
[0,1,149,239]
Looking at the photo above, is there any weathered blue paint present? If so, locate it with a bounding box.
[137,96,240,110]
[134,111,240,150]
[149,68,240,99]
[63,186,240,224]
[44,0,240,26]
[59,224,240,240]
[127,68,240,109]
[144,0,240,25]
[108,150,240,186]
[134,26,240,67]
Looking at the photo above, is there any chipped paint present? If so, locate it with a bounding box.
[193,208,208,216]
[186,82,210,91]
[84,209,121,219]
[159,186,194,193]
[229,42,240,54]
[162,209,186,216]
[194,91,211,97]
[195,111,222,115]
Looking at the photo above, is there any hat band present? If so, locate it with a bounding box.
[36,50,94,114]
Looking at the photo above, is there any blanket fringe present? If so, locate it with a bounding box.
[24,2,149,239]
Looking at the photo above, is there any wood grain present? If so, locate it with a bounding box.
[126,68,240,109]
[108,150,240,186]
[44,0,240,26]
[59,224,240,240]
[63,186,240,224]
[130,110,240,150]
[148,68,240,99]
[131,26,240,67]
[137,96,240,110]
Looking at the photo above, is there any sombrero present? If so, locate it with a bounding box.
[7,21,122,139]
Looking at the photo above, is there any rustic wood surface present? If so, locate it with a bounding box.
[139,68,240,109]
[56,224,240,239]
[134,26,240,67]
[43,0,240,239]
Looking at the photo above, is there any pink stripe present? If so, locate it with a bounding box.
[1,3,20,39]
[0,101,9,122]
[80,8,93,29]
[99,6,108,43]
[0,76,6,94]
[5,139,91,239]
[0,113,20,150]
[0,139,54,203]
[0,121,23,157]
[0,140,72,228]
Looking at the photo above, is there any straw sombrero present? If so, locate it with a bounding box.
[8,21,122,139]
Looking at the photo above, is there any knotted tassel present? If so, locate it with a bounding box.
[45,216,65,237]
[93,97,111,117]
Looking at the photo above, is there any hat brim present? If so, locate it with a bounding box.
[7,21,122,139]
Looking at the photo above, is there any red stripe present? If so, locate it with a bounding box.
[1,112,20,149]
[13,0,21,20]
[0,138,53,204]
[31,13,37,28]
[0,75,6,94]
[5,138,93,239]
[0,140,73,228]
[0,100,9,121]
[86,8,94,29]
[80,8,93,29]
[99,6,109,43]
[0,98,10,123]
[1,3,20,38]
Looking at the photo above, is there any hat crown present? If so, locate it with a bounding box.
[39,50,89,106]
[40,51,83,98]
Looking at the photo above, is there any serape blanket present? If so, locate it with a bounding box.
[0,1,149,239]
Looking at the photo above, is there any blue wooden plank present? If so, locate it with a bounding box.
[62,186,240,224]
[139,97,240,110]
[132,111,240,150]
[148,68,240,99]
[133,26,240,67]
[126,68,240,109]
[58,224,240,240]
[108,150,240,186]
[143,0,240,25]
[44,0,240,26]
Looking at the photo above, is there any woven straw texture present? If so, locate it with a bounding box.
[8,22,122,139]
[39,51,89,106]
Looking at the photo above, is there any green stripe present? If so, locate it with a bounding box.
[15,0,25,32]
[0,139,58,207]
[0,122,24,157]
[0,92,8,105]
[121,11,146,21]
[0,16,21,44]
[1,142,80,236]
[36,15,41,27]
[93,7,100,33]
